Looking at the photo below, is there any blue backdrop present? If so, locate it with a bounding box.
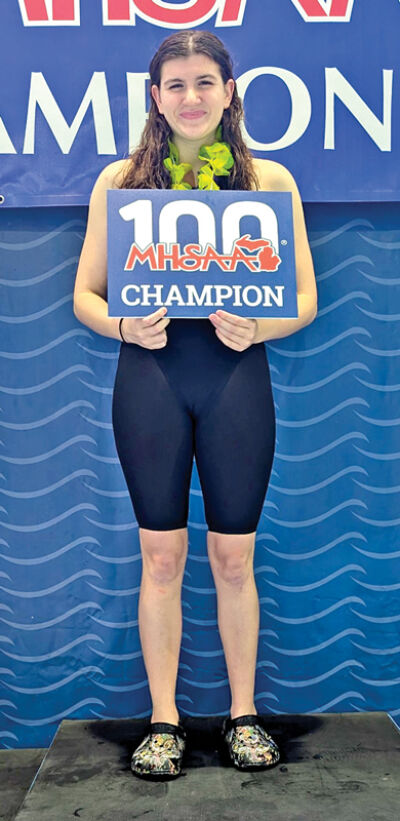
[1,202,399,749]
[1,0,399,753]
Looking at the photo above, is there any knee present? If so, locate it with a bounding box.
[140,529,187,586]
[208,533,255,587]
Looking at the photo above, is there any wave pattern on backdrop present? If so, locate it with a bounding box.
[0,204,399,748]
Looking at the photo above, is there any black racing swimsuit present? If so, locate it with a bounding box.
[112,317,275,534]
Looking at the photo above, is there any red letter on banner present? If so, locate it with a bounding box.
[53,0,76,20]
[19,0,77,21]
[329,0,352,14]
[217,0,246,25]
[105,0,247,25]
[107,0,130,20]
[292,0,353,18]
[129,0,216,26]
[20,0,49,21]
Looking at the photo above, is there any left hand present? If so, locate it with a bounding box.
[208,310,258,352]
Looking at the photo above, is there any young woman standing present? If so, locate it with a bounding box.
[74,30,317,780]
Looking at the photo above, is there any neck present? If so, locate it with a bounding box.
[164,126,234,190]
[172,130,217,171]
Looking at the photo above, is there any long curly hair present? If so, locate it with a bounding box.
[119,30,258,191]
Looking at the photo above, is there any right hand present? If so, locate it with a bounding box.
[119,307,170,349]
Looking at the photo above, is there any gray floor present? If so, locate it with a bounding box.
[1,712,399,821]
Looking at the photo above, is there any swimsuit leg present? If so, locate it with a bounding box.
[112,342,194,531]
[194,344,275,535]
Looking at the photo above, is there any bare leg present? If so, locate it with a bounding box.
[207,531,258,719]
[138,527,188,725]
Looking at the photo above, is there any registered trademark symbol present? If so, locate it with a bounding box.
[281,239,287,246]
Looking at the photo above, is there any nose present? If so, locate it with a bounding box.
[183,86,201,104]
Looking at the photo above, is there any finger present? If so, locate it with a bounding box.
[150,332,168,348]
[210,313,252,338]
[214,310,250,327]
[143,307,168,325]
[215,327,242,351]
[150,338,167,349]
[147,317,170,335]
[142,328,167,347]
[211,317,250,343]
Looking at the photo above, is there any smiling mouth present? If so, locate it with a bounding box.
[180,111,206,120]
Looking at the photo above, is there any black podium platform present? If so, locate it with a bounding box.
[15,712,399,821]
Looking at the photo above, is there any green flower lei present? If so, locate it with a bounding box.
[163,125,234,190]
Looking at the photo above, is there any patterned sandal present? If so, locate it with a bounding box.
[222,714,280,770]
[131,721,186,780]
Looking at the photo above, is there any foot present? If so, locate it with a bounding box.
[131,721,186,780]
[222,714,280,770]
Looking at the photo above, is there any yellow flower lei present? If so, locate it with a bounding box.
[164,125,234,190]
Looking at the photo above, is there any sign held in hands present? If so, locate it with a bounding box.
[107,190,298,319]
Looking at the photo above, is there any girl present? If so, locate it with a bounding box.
[73,29,317,780]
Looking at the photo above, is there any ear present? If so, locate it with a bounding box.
[224,78,235,109]
[151,84,163,114]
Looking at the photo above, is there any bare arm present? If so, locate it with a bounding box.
[73,160,170,348]
[73,160,124,339]
[252,160,318,344]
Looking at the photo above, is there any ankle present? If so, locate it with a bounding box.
[230,706,257,720]
[151,709,180,726]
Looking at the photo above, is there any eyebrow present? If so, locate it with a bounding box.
[164,74,217,83]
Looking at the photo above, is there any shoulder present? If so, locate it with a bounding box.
[85,159,132,225]
[251,158,299,193]
[90,158,132,197]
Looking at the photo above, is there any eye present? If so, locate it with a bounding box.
[168,83,183,90]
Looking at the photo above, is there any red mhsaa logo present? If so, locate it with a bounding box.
[17,0,355,26]
[17,0,247,27]
[124,235,282,274]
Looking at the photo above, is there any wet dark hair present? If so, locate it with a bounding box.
[119,30,258,191]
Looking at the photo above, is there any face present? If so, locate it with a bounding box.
[151,54,234,143]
